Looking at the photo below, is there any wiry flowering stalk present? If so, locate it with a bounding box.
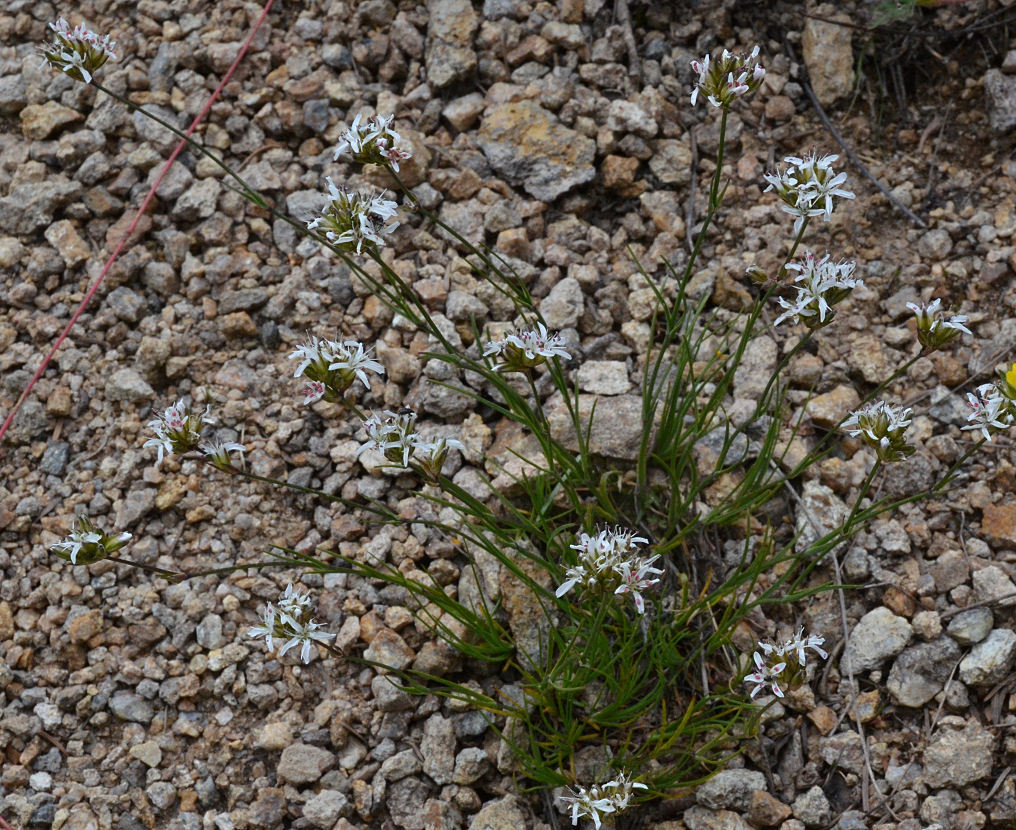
[842,400,915,463]
[689,45,765,109]
[963,383,1014,442]
[745,628,827,699]
[764,151,855,234]
[558,772,648,829]
[248,583,335,664]
[556,527,663,615]
[773,252,862,328]
[908,298,971,352]
[307,177,399,254]
[40,18,117,84]
[289,336,385,404]
[50,516,132,566]
[144,400,215,466]
[356,408,464,478]
[483,322,572,372]
[334,113,412,172]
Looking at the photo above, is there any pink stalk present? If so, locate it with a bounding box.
[0,0,277,448]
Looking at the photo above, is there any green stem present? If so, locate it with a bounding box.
[843,458,882,535]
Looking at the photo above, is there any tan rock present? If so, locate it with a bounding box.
[805,384,861,429]
[802,5,855,105]
[748,790,792,826]
[44,219,91,268]
[981,502,1016,549]
[20,101,83,140]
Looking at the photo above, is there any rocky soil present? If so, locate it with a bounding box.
[3,0,1016,828]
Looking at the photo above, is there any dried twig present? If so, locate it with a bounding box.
[613,0,641,79]
[800,79,927,229]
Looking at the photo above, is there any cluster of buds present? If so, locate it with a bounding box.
[963,371,1016,442]
[842,400,915,463]
[49,516,132,566]
[289,336,386,404]
[483,322,572,373]
[247,583,335,664]
[40,18,117,84]
[333,113,412,172]
[558,771,649,829]
[908,298,971,352]
[690,45,765,109]
[764,151,855,234]
[307,177,399,254]
[144,399,245,469]
[356,408,464,479]
[556,527,663,614]
[745,628,827,699]
[773,252,862,328]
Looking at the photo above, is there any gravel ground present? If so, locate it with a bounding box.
[3,0,1016,828]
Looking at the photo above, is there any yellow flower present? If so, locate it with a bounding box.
[1006,363,1016,389]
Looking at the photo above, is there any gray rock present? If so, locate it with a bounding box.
[425,0,479,89]
[796,480,848,554]
[218,289,268,314]
[302,789,348,827]
[145,781,177,812]
[886,637,961,707]
[917,228,953,260]
[382,748,423,781]
[438,200,485,247]
[683,805,750,830]
[132,105,184,153]
[958,628,1016,686]
[648,139,693,186]
[478,100,596,201]
[577,360,629,395]
[109,692,153,723]
[922,718,994,787]
[792,786,831,827]
[39,442,69,476]
[733,334,777,399]
[819,730,865,775]
[834,810,868,830]
[947,607,994,645]
[470,795,527,830]
[421,713,456,785]
[0,175,82,235]
[606,99,658,138]
[108,286,148,323]
[387,777,432,830]
[841,607,913,674]
[276,743,335,785]
[695,769,766,811]
[452,747,489,784]
[540,277,584,329]
[106,369,155,403]
[371,675,414,712]
[363,628,415,671]
[545,393,654,460]
[196,614,224,650]
[0,74,27,116]
[172,179,221,221]
[972,565,1016,607]
[985,68,1016,132]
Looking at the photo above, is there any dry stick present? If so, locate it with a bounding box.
[800,79,927,230]
[613,0,641,79]
[0,815,12,830]
[0,0,278,449]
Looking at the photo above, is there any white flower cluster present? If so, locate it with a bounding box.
[558,771,648,829]
[307,177,399,254]
[963,383,1014,441]
[907,298,971,352]
[764,151,855,234]
[556,527,663,614]
[289,336,386,404]
[745,629,827,699]
[842,400,915,463]
[50,516,132,566]
[357,408,464,478]
[334,113,412,172]
[690,45,765,109]
[248,583,335,664]
[773,251,862,328]
[484,322,572,372]
[40,18,117,84]
[144,399,244,469]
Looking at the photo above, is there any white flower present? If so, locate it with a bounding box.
[248,586,334,665]
[143,400,215,466]
[558,772,648,828]
[557,527,659,614]
[746,651,787,698]
[773,252,861,328]
[334,113,412,171]
[307,178,399,254]
[963,383,1014,441]
[484,322,571,372]
[786,630,828,666]
[613,554,664,615]
[842,400,915,462]
[690,45,765,109]
[764,151,854,233]
[907,298,971,351]
[199,439,245,469]
[357,409,418,467]
[40,18,117,84]
[49,516,131,565]
[289,337,386,401]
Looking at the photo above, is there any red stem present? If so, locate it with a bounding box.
[0,0,277,448]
